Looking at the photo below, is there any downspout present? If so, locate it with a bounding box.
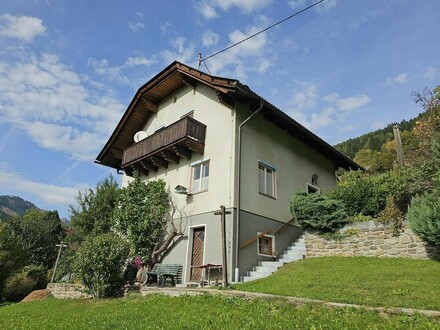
[235,97,264,282]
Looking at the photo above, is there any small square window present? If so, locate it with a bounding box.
[258,161,276,198]
[191,161,209,194]
[258,234,274,256]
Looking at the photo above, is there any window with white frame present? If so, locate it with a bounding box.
[258,161,276,198]
[258,233,274,256]
[191,160,209,193]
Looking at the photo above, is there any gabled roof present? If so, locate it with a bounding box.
[96,61,360,171]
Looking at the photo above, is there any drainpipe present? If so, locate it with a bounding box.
[235,97,264,282]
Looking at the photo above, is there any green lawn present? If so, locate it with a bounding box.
[0,295,439,330]
[236,257,440,310]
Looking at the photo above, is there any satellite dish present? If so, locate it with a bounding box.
[134,131,148,143]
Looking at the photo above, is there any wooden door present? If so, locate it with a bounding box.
[190,227,205,281]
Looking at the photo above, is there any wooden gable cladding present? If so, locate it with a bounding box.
[96,62,238,170]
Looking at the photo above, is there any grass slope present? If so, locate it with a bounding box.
[236,257,440,310]
[0,295,438,330]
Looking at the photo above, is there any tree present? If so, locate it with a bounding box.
[0,222,29,299]
[113,174,184,269]
[69,174,120,242]
[8,210,63,269]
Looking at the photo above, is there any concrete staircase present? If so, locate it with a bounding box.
[242,235,306,282]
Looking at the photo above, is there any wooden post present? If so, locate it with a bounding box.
[393,125,405,168]
[51,242,68,283]
[214,205,231,287]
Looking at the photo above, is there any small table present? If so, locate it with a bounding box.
[194,263,222,286]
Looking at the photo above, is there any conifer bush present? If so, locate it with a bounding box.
[407,194,440,246]
[290,192,349,232]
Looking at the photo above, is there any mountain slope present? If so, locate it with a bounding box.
[0,195,39,219]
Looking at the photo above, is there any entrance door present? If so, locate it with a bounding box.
[190,227,205,281]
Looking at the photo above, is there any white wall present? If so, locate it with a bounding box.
[122,83,236,216]
[237,105,337,222]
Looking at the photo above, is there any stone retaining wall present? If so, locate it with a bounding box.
[46,283,92,299]
[305,223,440,260]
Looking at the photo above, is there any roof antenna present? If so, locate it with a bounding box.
[197,53,212,75]
[197,53,203,70]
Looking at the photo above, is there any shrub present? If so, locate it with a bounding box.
[377,196,404,236]
[330,171,385,217]
[73,233,130,299]
[407,194,440,246]
[290,193,349,232]
[3,265,48,302]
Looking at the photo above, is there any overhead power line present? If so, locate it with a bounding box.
[199,0,326,66]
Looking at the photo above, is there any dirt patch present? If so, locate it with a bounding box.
[22,289,52,302]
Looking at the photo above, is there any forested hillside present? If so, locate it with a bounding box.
[0,195,39,220]
[335,114,422,159]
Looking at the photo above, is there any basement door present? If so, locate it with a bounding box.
[190,227,205,282]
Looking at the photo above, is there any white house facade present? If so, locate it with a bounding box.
[96,62,359,284]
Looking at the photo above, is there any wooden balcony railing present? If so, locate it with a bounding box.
[121,116,206,173]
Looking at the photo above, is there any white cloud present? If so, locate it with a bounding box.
[288,0,337,12]
[160,22,171,35]
[287,84,371,131]
[316,0,337,12]
[198,1,218,19]
[290,84,319,111]
[424,67,437,80]
[0,14,46,42]
[125,56,155,67]
[161,37,196,65]
[0,53,125,161]
[87,58,130,85]
[197,0,272,18]
[0,169,88,209]
[202,21,272,79]
[202,30,220,48]
[287,0,306,10]
[385,72,409,86]
[128,22,145,33]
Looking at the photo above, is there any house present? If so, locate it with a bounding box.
[96,61,359,284]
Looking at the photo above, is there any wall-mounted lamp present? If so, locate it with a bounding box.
[311,173,318,186]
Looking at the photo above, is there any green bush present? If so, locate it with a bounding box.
[330,171,385,217]
[73,233,130,299]
[0,223,29,299]
[331,168,432,217]
[3,265,48,302]
[407,194,440,246]
[290,193,349,232]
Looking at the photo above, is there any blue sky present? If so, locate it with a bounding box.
[0,0,438,218]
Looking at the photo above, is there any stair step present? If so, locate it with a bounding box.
[249,271,273,278]
[260,261,284,268]
[254,265,279,272]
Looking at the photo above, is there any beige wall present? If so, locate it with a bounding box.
[237,105,337,222]
[122,83,236,216]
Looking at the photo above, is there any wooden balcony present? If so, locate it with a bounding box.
[121,116,206,176]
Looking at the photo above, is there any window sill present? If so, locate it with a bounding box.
[189,189,208,196]
[258,192,277,200]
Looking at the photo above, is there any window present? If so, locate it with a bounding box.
[258,234,274,256]
[258,161,276,198]
[191,161,209,193]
